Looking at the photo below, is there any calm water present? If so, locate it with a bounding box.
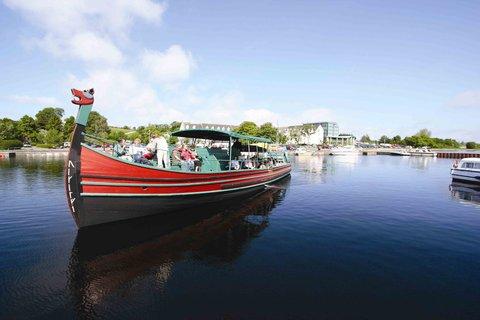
[1,155,479,319]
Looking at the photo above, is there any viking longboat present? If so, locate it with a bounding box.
[65,88,291,228]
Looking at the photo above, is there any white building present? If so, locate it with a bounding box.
[279,123,325,145]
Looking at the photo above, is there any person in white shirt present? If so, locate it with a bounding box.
[128,138,146,162]
[148,133,170,168]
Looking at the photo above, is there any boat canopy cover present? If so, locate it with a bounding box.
[171,129,271,143]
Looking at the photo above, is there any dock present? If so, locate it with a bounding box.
[437,152,480,159]
[0,149,68,158]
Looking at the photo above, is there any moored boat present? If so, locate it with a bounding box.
[65,88,291,228]
[329,146,358,156]
[450,158,480,185]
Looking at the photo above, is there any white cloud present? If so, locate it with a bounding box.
[66,68,183,126]
[447,90,480,108]
[4,0,165,37]
[4,0,165,64]
[8,94,58,106]
[33,32,123,65]
[141,45,196,84]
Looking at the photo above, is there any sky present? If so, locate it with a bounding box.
[0,0,479,141]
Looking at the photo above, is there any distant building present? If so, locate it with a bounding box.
[280,122,355,145]
[279,123,324,145]
[180,121,355,146]
[319,122,355,145]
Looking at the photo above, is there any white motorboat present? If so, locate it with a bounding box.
[451,158,480,185]
[409,147,437,157]
[329,146,358,156]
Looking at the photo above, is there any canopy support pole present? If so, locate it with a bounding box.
[228,137,232,171]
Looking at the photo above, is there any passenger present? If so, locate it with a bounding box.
[231,139,242,159]
[171,143,182,167]
[180,144,197,171]
[148,133,170,169]
[129,138,146,163]
[189,145,202,172]
[113,139,126,157]
[244,158,254,169]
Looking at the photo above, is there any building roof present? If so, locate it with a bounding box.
[172,129,271,143]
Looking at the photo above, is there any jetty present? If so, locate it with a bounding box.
[437,151,480,159]
[0,148,68,158]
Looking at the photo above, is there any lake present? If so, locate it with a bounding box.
[1,155,479,319]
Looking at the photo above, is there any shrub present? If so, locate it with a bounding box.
[0,139,23,150]
[35,143,55,149]
[466,142,478,149]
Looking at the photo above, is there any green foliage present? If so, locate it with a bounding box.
[278,132,288,144]
[360,134,371,143]
[415,128,431,137]
[403,129,460,148]
[137,124,170,143]
[288,127,301,144]
[108,129,127,141]
[0,139,23,150]
[86,111,110,135]
[391,135,402,144]
[466,142,479,149]
[235,121,258,136]
[257,122,278,141]
[0,118,20,140]
[63,116,75,140]
[35,143,56,149]
[300,124,316,136]
[35,107,64,131]
[43,129,64,146]
[17,115,37,142]
[379,135,390,144]
[170,121,182,132]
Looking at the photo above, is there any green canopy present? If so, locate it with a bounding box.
[171,129,271,143]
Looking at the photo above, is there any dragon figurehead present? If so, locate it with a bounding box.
[71,88,94,105]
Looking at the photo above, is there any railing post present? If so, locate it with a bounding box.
[228,137,232,171]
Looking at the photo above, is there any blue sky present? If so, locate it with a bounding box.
[0,0,479,140]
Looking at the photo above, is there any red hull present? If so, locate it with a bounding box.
[80,146,291,196]
[67,145,291,228]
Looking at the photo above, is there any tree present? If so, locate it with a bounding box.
[360,134,371,143]
[86,111,110,135]
[257,122,278,141]
[235,121,258,136]
[35,107,64,131]
[63,116,75,140]
[379,135,390,144]
[415,128,431,137]
[301,124,316,136]
[44,129,63,146]
[391,135,402,145]
[465,142,478,149]
[137,124,170,143]
[108,129,126,141]
[170,121,182,132]
[288,127,301,144]
[278,132,288,144]
[17,115,37,142]
[0,118,19,140]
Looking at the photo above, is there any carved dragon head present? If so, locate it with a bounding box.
[71,88,94,105]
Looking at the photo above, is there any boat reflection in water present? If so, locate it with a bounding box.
[68,177,289,316]
[449,182,480,206]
